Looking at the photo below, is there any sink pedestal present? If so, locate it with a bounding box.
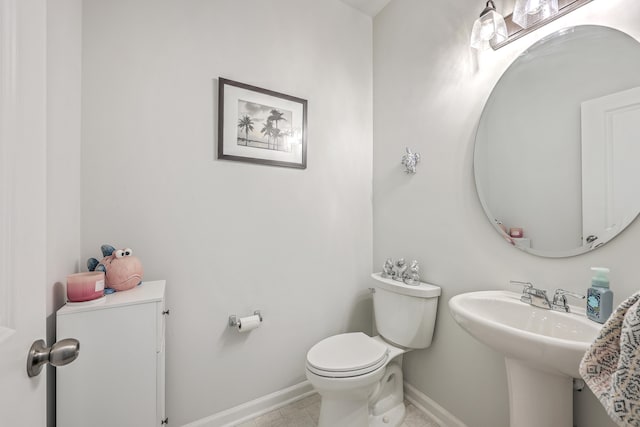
[505,358,573,427]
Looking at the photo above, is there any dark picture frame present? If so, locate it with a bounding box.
[217,78,307,169]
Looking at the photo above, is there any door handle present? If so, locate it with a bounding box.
[27,338,80,377]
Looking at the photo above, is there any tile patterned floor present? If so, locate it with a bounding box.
[233,393,441,427]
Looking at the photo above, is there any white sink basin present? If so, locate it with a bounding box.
[449,290,600,378]
[449,290,603,427]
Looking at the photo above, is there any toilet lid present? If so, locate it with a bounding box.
[306,332,388,377]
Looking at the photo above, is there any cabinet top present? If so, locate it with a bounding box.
[57,280,166,315]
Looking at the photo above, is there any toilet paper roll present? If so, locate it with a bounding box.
[237,314,261,333]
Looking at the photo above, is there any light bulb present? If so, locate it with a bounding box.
[470,2,508,51]
[480,17,496,41]
[512,0,558,29]
[526,0,543,14]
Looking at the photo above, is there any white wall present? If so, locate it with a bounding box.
[46,0,82,425]
[80,0,373,425]
[373,0,640,426]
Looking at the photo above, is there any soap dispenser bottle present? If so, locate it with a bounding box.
[586,267,613,323]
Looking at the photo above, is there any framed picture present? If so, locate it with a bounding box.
[218,78,307,169]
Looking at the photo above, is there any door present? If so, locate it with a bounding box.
[0,0,48,425]
[581,86,640,248]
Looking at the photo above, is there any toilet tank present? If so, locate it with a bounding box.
[371,273,441,349]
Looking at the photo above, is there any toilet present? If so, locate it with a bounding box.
[305,273,441,427]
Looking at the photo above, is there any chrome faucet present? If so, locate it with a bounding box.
[510,280,552,309]
[551,289,585,313]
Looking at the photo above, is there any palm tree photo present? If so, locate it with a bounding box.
[236,100,293,152]
[237,115,254,146]
[268,109,287,150]
[261,120,274,148]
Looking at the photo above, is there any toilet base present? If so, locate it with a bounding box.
[316,394,407,427]
[313,361,407,427]
[369,401,405,427]
[317,389,378,427]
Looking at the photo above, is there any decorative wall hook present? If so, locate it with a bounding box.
[401,147,420,174]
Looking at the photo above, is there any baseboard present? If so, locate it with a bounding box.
[181,379,464,427]
[181,381,314,427]
[404,382,468,427]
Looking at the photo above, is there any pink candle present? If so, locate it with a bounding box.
[509,227,523,238]
[67,271,105,302]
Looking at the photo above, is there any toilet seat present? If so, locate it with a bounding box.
[306,332,389,378]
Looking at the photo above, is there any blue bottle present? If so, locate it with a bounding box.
[586,267,613,324]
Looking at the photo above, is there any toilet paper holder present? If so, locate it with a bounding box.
[228,310,263,328]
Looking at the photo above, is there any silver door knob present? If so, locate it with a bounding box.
[27,338,80,377]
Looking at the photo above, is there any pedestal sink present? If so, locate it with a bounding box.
[449,290,602,427]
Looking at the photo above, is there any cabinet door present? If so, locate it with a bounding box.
[57,303,157,427]
[156,300,166,424]
[157,349,166,424]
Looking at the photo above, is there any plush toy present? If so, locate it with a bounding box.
[87,244,143,292]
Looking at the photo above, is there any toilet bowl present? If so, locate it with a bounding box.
[305,273,441,427]
[306,333,407,427]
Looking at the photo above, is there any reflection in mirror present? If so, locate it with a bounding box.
[474,25,640,257]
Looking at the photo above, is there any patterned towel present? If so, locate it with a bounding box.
[580,292,640,426]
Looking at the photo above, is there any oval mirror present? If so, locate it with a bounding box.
[474,25,640,257]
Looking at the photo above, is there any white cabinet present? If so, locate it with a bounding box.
[57,280,167,427]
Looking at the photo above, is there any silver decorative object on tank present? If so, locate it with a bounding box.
[403,260,420,285]
[401,147,420,174]
[381,258,395,279]
[380,258,421,286]
[393,259,408,282]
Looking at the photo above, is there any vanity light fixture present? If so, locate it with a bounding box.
[512,0,559,29]
[474,0,593,50]
[470,0,508,51]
